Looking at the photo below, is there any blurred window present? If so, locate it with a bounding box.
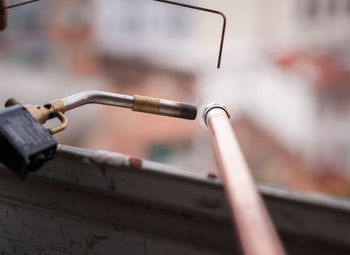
[95,0,192,53]
[327,0,337,16]
[307,0,319,19]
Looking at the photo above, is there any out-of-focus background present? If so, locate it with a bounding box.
[1,0,350,196]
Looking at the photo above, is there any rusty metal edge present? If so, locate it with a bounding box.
[55,145,350,212]
[1,145,350,253]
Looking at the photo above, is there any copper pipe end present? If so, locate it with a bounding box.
[203,102,230,126]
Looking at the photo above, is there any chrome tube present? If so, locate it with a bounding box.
[61,90,134,111]
[204,102,286,255]
[61,90,197,120]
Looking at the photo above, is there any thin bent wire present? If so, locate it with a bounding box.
[2,0,41,9]
[154,0,226,68]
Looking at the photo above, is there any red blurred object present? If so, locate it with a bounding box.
[276,50,350,94]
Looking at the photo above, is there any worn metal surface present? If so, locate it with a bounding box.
[205,104,286,255]
[0,145,349,254]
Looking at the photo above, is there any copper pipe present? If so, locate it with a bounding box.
[204,103,286,255]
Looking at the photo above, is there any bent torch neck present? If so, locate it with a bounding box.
[60,91,197,120]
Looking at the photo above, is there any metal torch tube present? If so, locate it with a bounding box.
[61,90,197,120]
[61,90,134,111]
[204,103,286,255]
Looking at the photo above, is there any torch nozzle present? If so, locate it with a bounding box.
[133,95,197,120]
